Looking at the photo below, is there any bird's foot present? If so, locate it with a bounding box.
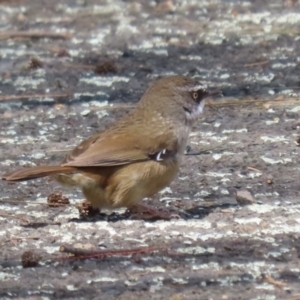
[128,203,181,220]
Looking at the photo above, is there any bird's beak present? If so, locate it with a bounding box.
[204,90,223,98]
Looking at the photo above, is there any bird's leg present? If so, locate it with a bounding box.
[128,203,180,220]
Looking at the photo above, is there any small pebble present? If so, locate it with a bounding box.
[235,190,256,206]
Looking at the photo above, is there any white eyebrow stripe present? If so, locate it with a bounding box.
[177,84,207,92]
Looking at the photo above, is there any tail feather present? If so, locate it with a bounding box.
[2,165,77,182]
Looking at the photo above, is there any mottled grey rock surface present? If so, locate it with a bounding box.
[0,0,300,299]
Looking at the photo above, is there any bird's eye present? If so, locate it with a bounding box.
[192,92,198,100]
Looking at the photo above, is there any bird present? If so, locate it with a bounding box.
[2,75,216,219]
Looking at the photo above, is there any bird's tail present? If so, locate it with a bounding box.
[2,165,76,182]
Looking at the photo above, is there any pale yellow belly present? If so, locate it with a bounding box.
[105,159,180,208]
[54,159,179,209]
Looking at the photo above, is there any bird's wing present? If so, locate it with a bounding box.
[62,130,179,167]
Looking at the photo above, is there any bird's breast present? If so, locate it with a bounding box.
[176,125,191,156]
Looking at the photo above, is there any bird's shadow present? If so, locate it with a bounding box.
[68,202,238,223]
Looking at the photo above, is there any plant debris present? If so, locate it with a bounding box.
[27,57,43,70]
[21,250,41,268]
[94,61,117,75]
[47,193,70,207]
[76,200,100,217]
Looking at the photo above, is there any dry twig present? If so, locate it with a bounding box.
[209,97,300,108]
[247,166,263,173]
[0,211,30,224]
[0,199,76,208]
[244,60,270,67]
[59,244,162,259]
[10,235,39,241]
[0,31,71,40]
[0,93,72,102]
[263,274,287,288]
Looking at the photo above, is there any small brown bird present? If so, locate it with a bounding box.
[2,76,215,218]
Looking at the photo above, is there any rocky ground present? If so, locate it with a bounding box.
[0,0,300,299]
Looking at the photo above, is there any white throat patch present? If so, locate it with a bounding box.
[186,99,206,121]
